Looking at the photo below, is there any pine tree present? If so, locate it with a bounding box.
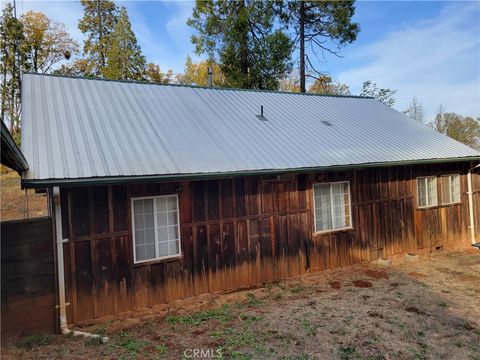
[284,1,359,92]
[0,3,29,138]
[360,80,396,107]
[103,7,146,80]
[78,0,118,76]
[188,0,293,90]
[145,63,173,84]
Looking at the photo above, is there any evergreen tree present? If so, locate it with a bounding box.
[78,0,118,76]
[360,80,396,107]
[103,7,146,80]
[0,3,29,138]
[188,0,293,90]
[284,1,359,92]
[145,63,174,84]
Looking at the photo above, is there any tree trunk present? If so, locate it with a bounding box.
[1,48,7,123]
[239,0,249,88]
[97,0,106,70]
[33,47,38,73]
[299,0,306,93]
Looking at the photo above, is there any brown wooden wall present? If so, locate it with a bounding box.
[1,217,57,335]
[58,162,476,324]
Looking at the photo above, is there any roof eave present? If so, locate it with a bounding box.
[21,156,480,189]
[1,121,28,174]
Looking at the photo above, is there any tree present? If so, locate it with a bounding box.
[432,107,480,149]
[279,71,350,95]
[0,3,29,138]
[279,71,300,92]
[403,96,424,123]
[145,63,174,84]
[21,11,79,74]
[53,58,94,77]
[308,74,350,95]
[78,0,118,76]
[360,80,396,107]
[103,7,146,81]
[284,1,359,93]
[188,0,293,90]
[175,55,226,87]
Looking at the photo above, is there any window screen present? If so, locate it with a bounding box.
[441,174,460,204]
[416,176,438,208]
[132,195,181,263]
[313,181,352,232]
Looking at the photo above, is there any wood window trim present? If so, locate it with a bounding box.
[131,194,182,265]
[312,180,353,235]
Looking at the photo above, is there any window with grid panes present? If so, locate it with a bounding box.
[440,174,460,205]
[416,176,438,208]
[132,195,181,263]
[313,181,352,233]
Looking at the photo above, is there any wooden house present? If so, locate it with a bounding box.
[18,73,480,327]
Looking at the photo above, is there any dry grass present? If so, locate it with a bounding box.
[2,250,479,360]
[0,166,47,221]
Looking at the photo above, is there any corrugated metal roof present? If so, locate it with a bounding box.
[21,73,480,185]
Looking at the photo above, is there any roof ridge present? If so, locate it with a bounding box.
[23,72,374,99]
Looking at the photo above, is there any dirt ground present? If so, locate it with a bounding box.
[2,250,479,360]
[0,166,47,220]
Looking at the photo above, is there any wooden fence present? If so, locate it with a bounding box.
[1,217,57,335]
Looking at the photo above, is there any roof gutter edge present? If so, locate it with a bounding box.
[22,156,480,189]
[1,121,29,173]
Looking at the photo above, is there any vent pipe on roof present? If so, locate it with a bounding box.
[207,66,213,87]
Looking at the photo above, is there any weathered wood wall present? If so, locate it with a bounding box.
[1,217,57,335]
[58,162,475,324]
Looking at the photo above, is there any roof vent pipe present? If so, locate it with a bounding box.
[261,105,264,117]
[207,66,213,87]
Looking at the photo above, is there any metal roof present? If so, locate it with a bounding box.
[21,73,480,186]
[1,120,28,174]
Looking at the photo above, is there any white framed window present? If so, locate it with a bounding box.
[313,181,352,233]
[416,176,438,208]
[131,195,181,264]
[440,174,461,205]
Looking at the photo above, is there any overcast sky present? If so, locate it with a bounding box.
[12,0,480,121]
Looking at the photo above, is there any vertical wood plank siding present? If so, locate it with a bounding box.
[1,218,56,334]
[60,163,475,324]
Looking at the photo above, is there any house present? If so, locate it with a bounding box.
[17,73,480,328]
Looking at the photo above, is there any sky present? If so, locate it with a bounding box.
[12,0,480,121]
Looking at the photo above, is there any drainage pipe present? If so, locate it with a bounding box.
[467,165,480,245]
[53,186,108,342]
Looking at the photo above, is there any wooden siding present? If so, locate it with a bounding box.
[1,217,57,335]
[58,163,475,324]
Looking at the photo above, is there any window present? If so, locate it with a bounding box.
[313,181,352,233]
[440,174,460,204]
[132,195,181,263]
[416,176,438,208]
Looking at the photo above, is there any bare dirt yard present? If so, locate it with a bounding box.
[2,250,479,360]
[0,166,47,220]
